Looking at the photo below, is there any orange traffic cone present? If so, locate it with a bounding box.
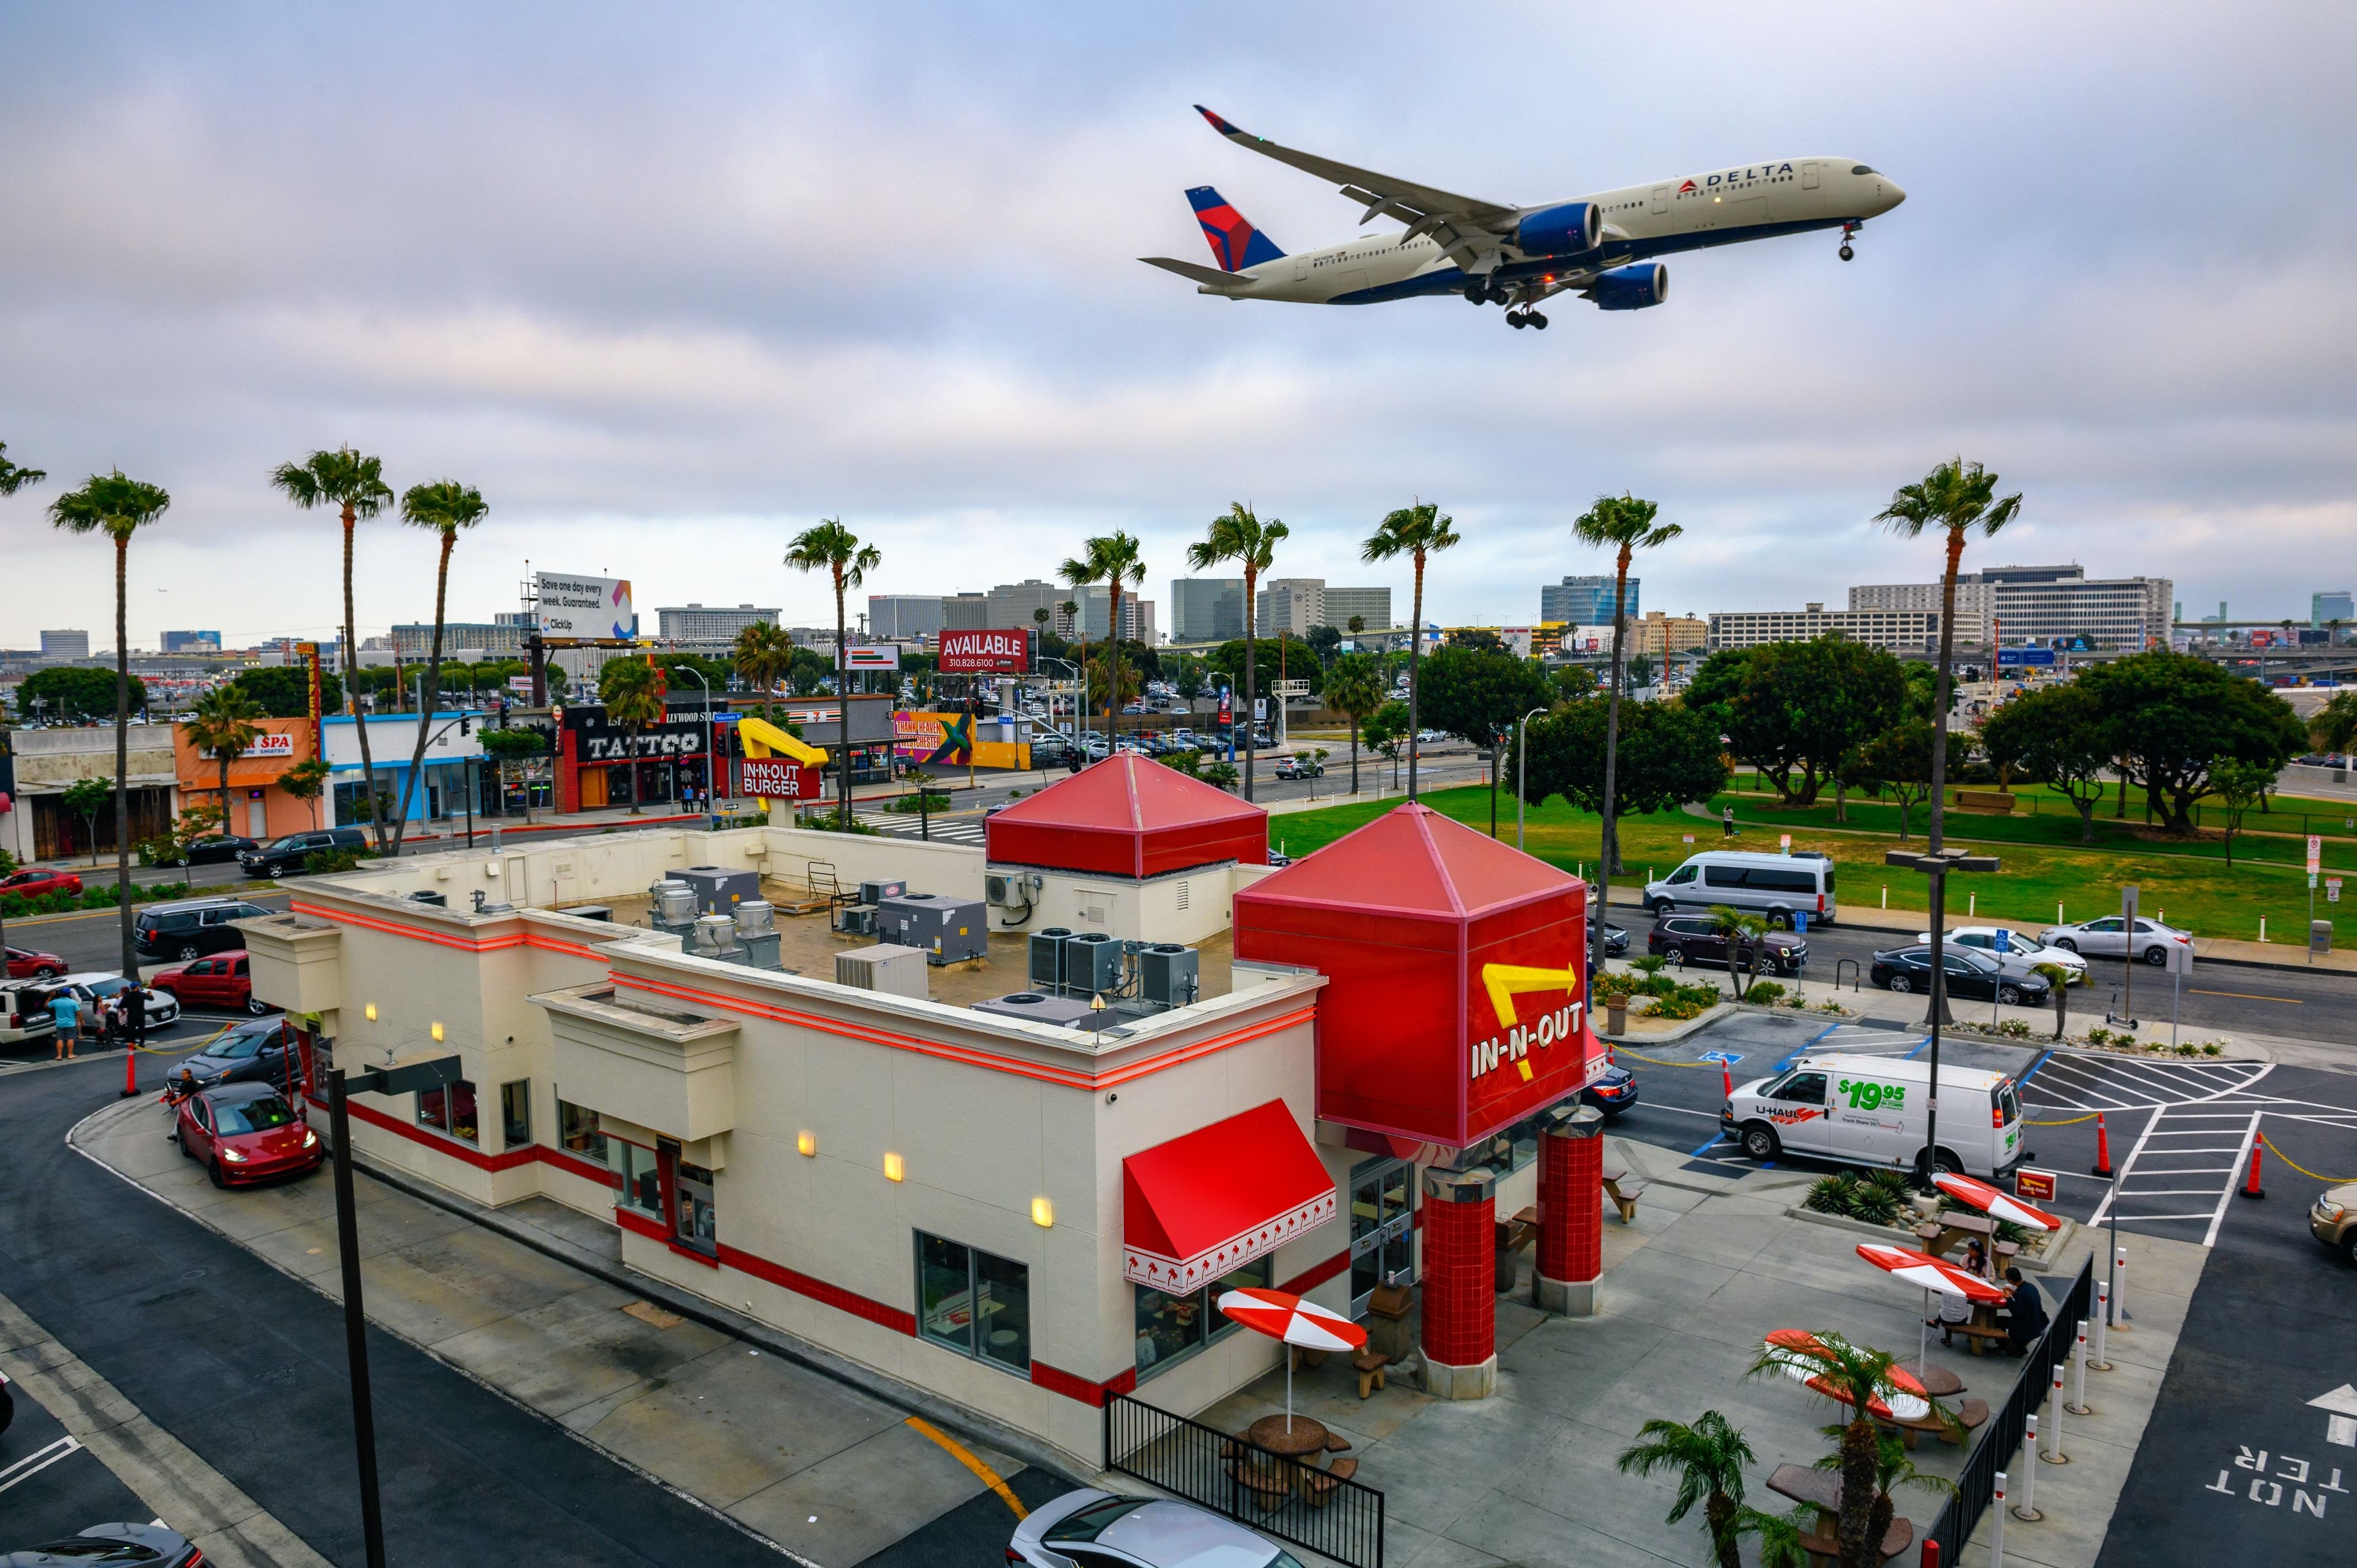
[2091,1113,2113,1178]
[2240,1130,2266,1200]
[1721,1060,1735,1099]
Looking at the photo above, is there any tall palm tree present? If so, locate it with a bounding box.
[1572,492,1682,975]
[391,481,488,851]
[1323,653,1383,796]
[598,658,667,815]
[49,472,170,978]
[0,442,44,965]
[1189,504,1289,801]
[184,685,267,839]
[1752,1331,1952,1568]
[1361,500,1458,800]
[1874,457,2021,1166]
[271,448,395,849]
[784,519,881,826]
[732,621,793,719]
[1615,1411,1771,1568]
[1065,533,1146,747]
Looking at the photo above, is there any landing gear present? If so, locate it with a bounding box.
[1529,311,1548,329]
[1838,221,1861,262]
[1506,309,1548,329]
[1838,244,1854,261]
[1508,312,1529,329]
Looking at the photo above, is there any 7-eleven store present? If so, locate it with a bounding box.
[243,759,1610,1468]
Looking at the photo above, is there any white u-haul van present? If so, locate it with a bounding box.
[1720,1052,2026,1178]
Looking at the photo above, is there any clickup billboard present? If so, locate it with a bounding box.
[534,572,636,639]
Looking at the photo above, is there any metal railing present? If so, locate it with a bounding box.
[1105,1393,1386,1568]
[1926,1257,2094,1562]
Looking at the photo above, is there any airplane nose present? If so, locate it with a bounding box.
[1881,180,1907,211]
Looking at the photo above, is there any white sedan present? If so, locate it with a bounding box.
[2037,915,2195,966]
[1916,926,2088,985]
[59,972,182,1027]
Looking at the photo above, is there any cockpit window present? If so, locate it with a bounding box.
[1851,165,1875,176]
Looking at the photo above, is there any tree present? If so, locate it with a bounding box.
[1686,638,1909,807]
[1418,646,1554,750]
[278,756,332,829]
[1172,655,1205,702]
[230,664,343,720]
[1520,696,1730,821]
[2078,651,2305,831]
[1449,628,1507,654]
[599,659,666,815]
[17,665,147,722]
[1190,504,1289,802]
[1323,653,1384,795]
[2210,756,2276,866]
[479,726,548,822]
[1304,623,1343,666]
[0,440,45,498]
[272,447,396,852]
[1752,1331,1952,1568]
[1346,614,1366,638]
[1706,905,1775,1000]
[1084,646,1142,715]
[1066,532,1146,744]
[2312,690,2357,755]
[1848,718,1942,840]
[50,470,170,975]
[2030,961,2073,1041]
[1573,492,1682,898]
[732,622,793,718]
[61,777,114,862]
[1362,500,1459,799]
[1206,634,1323,699]
[1549,663,1599,702]
[1980,683,2112,841]
[1627,652,1656,690]
[784,519,881,825]
[183,684,267,838]
[391,480,488,850]
[1362,699,1410,790]
[1615,1411,1781,1568]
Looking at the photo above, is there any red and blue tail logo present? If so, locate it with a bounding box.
[1187,186,1285,272]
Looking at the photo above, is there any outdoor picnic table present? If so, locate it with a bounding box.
[1247,1413,1332,1459]
[1892,1360,1965,1398]
[1767,1464,1914,1564]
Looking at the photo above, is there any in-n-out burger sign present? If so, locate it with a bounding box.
[739,757,820,799]
[1470,963,1584,1083]
[937,627,1033,673]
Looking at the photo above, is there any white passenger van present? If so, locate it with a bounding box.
[1719,1052,2026,1178]
[1644,850,1837,928]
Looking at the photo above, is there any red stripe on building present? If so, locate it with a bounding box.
[1276,1249,1350,1297]
[1031,1360,1136,1408]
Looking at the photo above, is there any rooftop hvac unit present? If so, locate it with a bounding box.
[859,879,907,907]
[969,991,1096,1027]
[733,901,781,969]
[676,864,760,916]
[1062,931,1122,998]
[1140,943,1200,1009]
[986,870,1043,907]
[406,890,447,908]
[1028,927,1073,991]
[837,903,879,937]
[686,914,742,961]
[836,943,930,1000]
[650,880,700,933]
[879,892,989,965]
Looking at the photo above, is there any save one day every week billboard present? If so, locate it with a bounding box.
[534,572,636,638]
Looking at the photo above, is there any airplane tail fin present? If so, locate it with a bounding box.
[1187,186,1284,272]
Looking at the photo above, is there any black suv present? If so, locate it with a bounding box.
[237,827,367,879]
[1648,914,1809,975]
[135,897,275,962]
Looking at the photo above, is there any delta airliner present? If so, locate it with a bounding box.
[1142,107,1905,328]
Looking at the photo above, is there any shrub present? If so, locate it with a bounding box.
[1743,979,1786,1006]
[1628,955,1669,978]
[882,790,952,815]
[1997,1018,2034,1039]
[798,808,879,835]
[2201,1042,2222,1056]
[1647,982,1726,1022]
[1804,1175,1859,1217]
[301,848,371,875]
[1815,998,1846,1014]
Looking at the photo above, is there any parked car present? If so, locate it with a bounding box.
[175,1082,322,1189]
[1648,914,1808,976]
[5,945,67,980]
[2309,1182,2357,1267]
[166,1016,301,1096]
[1009,1490,1308,1568]
[0,1524,204,1568]
[1869,944,2052,1005]
[1913,925,2086,984]
[1600,923,1629,958]
[0,984,58,1047]
[58,971,181,1029]
[150,949,277,1016]
[1643,850,1837,928]
[1581,1061,1640,1118]
[237,826,367,878]
[150,832,259,869]
[0,867,83,901]
[1272,754,1324,780]
[2035,915,2194,967]
[134,896,275,961]
[1415,728,1448,745]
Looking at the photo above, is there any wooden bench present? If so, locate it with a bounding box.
[1353,1350,1390,1399]
[1794,1513,1914,1565]
[1324,1432,1352,1454]
[1504,1206,1541,1252]
[1925,1316,2012,1357]
[1304,1456,1358,1508]
[1951,789,2018,814]
[1768,1464,1913,1564]
[1288,1346,1330,1372]
[1604,1173,1646,1224]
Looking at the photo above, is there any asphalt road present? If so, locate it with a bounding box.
[0,1366,156,1555]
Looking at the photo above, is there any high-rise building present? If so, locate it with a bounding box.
[941,593,990,632]
[1257,579,1327,638]
[1072,586,1154,643]
[39,630,90,659]
[868,596,944,640]
[1540,576,1638,625]
[1707,605,1941,653]
[1170,578,1245,643]
[2314,591,2355,628]
[1851,565,2171,650]
[656,603,781,644]
[1322,586,1393,632]
[1628,612,1709,658]
[985,580,1069,635]
[160,631,223,654]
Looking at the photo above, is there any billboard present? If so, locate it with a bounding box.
[1997,648,2057,667]
[938,628,1033,673]
[739,757,822,799]
[534,572,636,639]
[843,643,901,670]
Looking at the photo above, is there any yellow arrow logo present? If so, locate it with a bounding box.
[1479,963,1584,1030]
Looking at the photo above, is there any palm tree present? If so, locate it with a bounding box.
[1573,493,1682,877]
[391,481,488,851]
[1811,1430,1954,1567]
[732,621,793,719]
[2031,961,2073,1041]
[784,519,881,826]
[1707,904,1772,1001]
[271,448,395,850]
[49,472,170,978]
[1190,504,1289,801]
[1751,1331,1952,1568]
[2310,689,2357,755]
[1615,1411,1778,1568]
[1065,533,1146,748]
[1057,559,1103,752]
[598,659,666,815]
[0,442,44,965]
[1323,653,1384,796]
[1361,500,1459,800]
[184,685,267,839]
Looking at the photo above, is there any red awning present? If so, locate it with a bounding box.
[1122,1100,1337,1292]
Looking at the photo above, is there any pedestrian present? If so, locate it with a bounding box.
[2000,1265,2048,1356]
[124,981,147,1059]
[1722,804,1736,838]
[49,988,80,1061]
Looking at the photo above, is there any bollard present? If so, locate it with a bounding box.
[2090,1283,2113,1369]
[2042,1361,2069,1463]
[2012,1416,2043,1520]
[2114,1247,2130,1325]
[1923,1541,1939,1568]
[2240,1129,2266,1200]
[2068,1320,2091,1414]
[2091,1112,2113,1176]
[1991,1472,2007,1567]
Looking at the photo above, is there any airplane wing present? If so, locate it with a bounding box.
[1195,104,1521,271]
[1139,256,1255,291]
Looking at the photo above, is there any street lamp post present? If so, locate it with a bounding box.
[1515,706,1548,852]
[671,664,716,811]
[1885,844,2002,1191]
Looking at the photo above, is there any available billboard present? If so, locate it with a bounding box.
[534,572,636,639]
[937,627,1033,673]
[739,757,821,799]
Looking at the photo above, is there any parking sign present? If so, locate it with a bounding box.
[2310,835,2324,874]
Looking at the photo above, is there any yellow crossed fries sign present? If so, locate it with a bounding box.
[1478,963,1585,1031]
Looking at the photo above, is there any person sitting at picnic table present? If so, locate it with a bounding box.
[2000,1266,2048,1355]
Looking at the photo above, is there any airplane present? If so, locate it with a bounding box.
[1142,106,1905,329]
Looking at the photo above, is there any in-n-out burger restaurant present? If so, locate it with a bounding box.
[240,756,1609,1468]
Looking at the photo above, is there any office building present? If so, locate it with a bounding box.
[1322,586,1393,632]
[656,604,781,644]
[1256,579,1326,639]
[1170,578,1245,644]
[1072,586,1154,644]
[390,621,534,659]
[1707,605,1940,653]
[39,629,90,659]
[941,593,991,632]
[1540,576,1638,626]
[1850,565,2171,650]
[1628,612,1710,659]
[984,580,1071,636]
[160,630,223,654]
[2314,591,2355,629]
[867,596,945,641]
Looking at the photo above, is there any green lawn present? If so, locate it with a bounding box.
[1268,785,2356,947]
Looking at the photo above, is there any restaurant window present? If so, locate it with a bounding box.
[1133,1256,1271,1381]
[417,1079,479,1147]
[611,1140,663,1218]
[499,1080,531,1150]
[557,1095,606,1162]
[916,1232,1031,1375]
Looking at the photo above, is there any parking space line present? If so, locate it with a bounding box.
[2203,1111,2264,1248]
[0,1436,82,1496]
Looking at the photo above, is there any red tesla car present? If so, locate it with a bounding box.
[174,1082,322,1188]
[0,868,83,901]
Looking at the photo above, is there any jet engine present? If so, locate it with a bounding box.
[1513,201,1602,257]
[1583,262,1668,310]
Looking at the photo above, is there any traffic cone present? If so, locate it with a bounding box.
[2240,1130,2266,1201]
[1721,1059,1735,1099]
[2091,1112,2113,1178]
[120,1038,138,1100]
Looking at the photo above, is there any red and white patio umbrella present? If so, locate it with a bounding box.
[1933,1172,2063,1232]
[1806,1365,1932,1424]
[1857,1242,2011,1374]
[1761,1329,1932,1423]
[1219,1287,1368,1432]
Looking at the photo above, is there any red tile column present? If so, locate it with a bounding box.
[1419,1164,1498,1400]
[1535,1103,1605,1316]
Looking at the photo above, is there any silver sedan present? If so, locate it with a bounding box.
[2035,916,2194,966]
[1011,1490,1307,1568]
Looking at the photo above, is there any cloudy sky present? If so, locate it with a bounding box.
[3,2,2352,650]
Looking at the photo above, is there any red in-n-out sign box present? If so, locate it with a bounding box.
[938,628,1033,673]
[739,758,821,799]
[2015,1168,2057,1202]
